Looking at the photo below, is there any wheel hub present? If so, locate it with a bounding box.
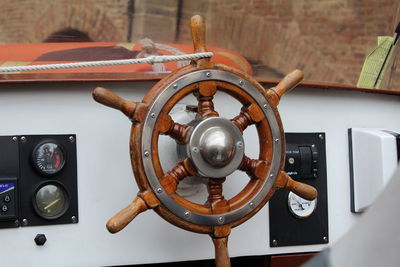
[186,117,244,178]
[199,125,236,167]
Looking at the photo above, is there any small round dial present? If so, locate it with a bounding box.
[34,183,69,219]
[288,192,317,219]
[32,141,65,175]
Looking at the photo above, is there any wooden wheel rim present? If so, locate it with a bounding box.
[138,68,283,227]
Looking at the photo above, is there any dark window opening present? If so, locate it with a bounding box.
[43,28,92,43]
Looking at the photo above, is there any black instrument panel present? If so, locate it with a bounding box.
[269,132,329,247]
[0,135,78,229]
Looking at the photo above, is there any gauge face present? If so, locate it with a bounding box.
[34,183,69,219]
[288,192,317,219]
[32,141,65,175]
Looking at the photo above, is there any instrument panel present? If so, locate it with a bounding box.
[0,135,78,228]
[269,133,328,247]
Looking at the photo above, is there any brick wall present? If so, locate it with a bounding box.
[0,0,399,89]
[178,0,400,88]
[0,0,129,44]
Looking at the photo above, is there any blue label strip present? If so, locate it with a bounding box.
[0,183,15,194]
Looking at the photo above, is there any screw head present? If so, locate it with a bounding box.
[21,136,26,142]
[217,216,224,224]
[274,138,279,143]
[272,239,278,246]
[173,83,178,89]
[71,216,77,223]
[156,188,163,194]
[318,134,324,140]
[68,136,75,142]
[12,136,17,142]
[192,147,199,153]
[236,141,243,149]
[150,113,156,118]
[263,104,268,109]
[205,71,211,77]
[144,151,150,157]
[14,219,19,226]
[249,202,254,208]
[323,236,328,242]
[184,211,191,218]
[238,80,244,86]
[22,218,28,226]
[269,173,274,177]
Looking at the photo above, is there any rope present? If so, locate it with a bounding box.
[137,38,190,72]
[0,52,213,73]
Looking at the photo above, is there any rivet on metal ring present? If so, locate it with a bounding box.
[205,71,211,77]
[144,151,150,157]
[173,83,178,89]
[236,141,243,149]
[269,173,274,177]
[192,147,199,153]
[274,138,279,143]
[150,113,156,118]
[156,188,163,194]
[238,79,244,86]
[249,202,255,208]
[217,216,224,224]
[263,104,268,109]
[184,211,191,218]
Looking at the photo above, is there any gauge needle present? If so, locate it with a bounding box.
[44,198,60,210]
[294,199,303,210]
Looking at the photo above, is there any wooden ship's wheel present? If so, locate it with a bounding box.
[92,15,317,267]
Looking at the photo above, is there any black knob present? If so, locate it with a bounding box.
[34,234,47,246]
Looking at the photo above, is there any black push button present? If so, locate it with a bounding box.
[34,234,47,246]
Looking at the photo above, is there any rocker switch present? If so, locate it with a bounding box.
[299,146,313,176]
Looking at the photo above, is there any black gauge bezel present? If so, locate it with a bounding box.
[31,140,66,176]
[32,181,70,220]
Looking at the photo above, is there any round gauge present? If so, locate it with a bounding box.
[33,183,69,219]
[32,141,65,175]
[288,192,317,219]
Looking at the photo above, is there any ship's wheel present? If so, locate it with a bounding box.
[92,15,317,267]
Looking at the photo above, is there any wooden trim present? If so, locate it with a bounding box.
[270,253,316,267]
[0,72,165,84]
[1,72,399,96]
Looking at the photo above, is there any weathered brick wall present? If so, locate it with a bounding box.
[0,0,130,44]
[0,0,399,89]
[178,0,400,88]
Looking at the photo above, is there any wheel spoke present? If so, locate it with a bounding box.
[160,159,196,194]
[206,178,226,203]
[231,104,264,133]
[195,81,219,118]
[93,87,148,122]
[206,178,231,214]
[238,155,270,180]
[156,113,192,144]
